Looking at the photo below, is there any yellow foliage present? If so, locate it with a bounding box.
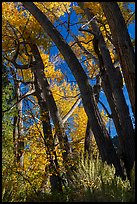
[41,53,64,82]
[51,81,79,118]
[23,122,48,181]
[2,2,50,58]
[101,109,109,125]
[73,2,103,16]
[34,2,71,22]
[2,2,134,200]
[118,2,135,24]
[72,6,84,15]
[71,106,87,152]
[17,69,33,82]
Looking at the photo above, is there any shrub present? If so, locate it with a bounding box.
[2,153,135,202]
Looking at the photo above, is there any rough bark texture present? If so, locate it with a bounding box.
[101,73,123,140]
[21,2,125,178]
[12,79,19,164]
[29,43,71,162]
[84,120,92,159]
[78,2,135,180]
[84,76,101,159]
[100,2,135,116]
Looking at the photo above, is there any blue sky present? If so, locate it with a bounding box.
[128,3,135,38]
[49,2,135,138]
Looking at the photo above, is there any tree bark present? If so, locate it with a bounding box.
[78,2,135,180]
[62,97,81,124]
[12,77,24,167]
[101,73,124,142]
[34,74,63,192]
[100,2,135,116]
[84,76,101,159]
[29,43,71,162]
[16,82,24,167]
[84,120,92,159]
[21,2,125,178]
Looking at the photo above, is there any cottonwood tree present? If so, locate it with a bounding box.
[2,2,135,198]
[77,1,135,182]
[21,2,125,178]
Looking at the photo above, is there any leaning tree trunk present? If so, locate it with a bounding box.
[100,2,135,117]
[22,2,125,178]
[29,43,71,163]
[78,2,135,181]
[84,76,101,160]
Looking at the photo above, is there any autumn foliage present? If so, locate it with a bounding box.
[2,2,135,202]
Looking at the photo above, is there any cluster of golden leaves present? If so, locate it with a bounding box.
[71,106,87,152]
[42,53,64,83]
[2,2,71,52]
[34,2,71,22]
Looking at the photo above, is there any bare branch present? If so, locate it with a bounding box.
[62,96,82,124]
[15,79,34,85]
[2,89,36,114]
[3,55,33,70]
[81,16,97,29]
[126,11,135,25]
[79,27,96,35]
[98,99,112,118]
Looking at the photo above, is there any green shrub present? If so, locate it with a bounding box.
[62,153,135,202]
[2,153,135,202]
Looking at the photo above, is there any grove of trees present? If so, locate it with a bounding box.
[2,2,135,202]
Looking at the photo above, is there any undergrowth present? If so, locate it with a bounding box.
[2,153,135,202]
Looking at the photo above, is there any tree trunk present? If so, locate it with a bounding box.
[78,2,135,180]
[84,120,92,160]
[21,2,125,178]
[16,82,24,167]
[84,76,101,159]
[101,73,124,142]
[12,79,24,167]
[100,2,135,116]
[101,73,131,177]
[29,43,71,162]
[34,74,63,192]
[22,2,123,176]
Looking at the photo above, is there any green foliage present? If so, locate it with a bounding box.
[2,81,14,165]
[3,153,134,202]
[2,84,16,162]
[63,154,134,202]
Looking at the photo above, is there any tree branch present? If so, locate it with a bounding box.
[98,99,112,118]
[62,96,82,124]
[2,89,36,114]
